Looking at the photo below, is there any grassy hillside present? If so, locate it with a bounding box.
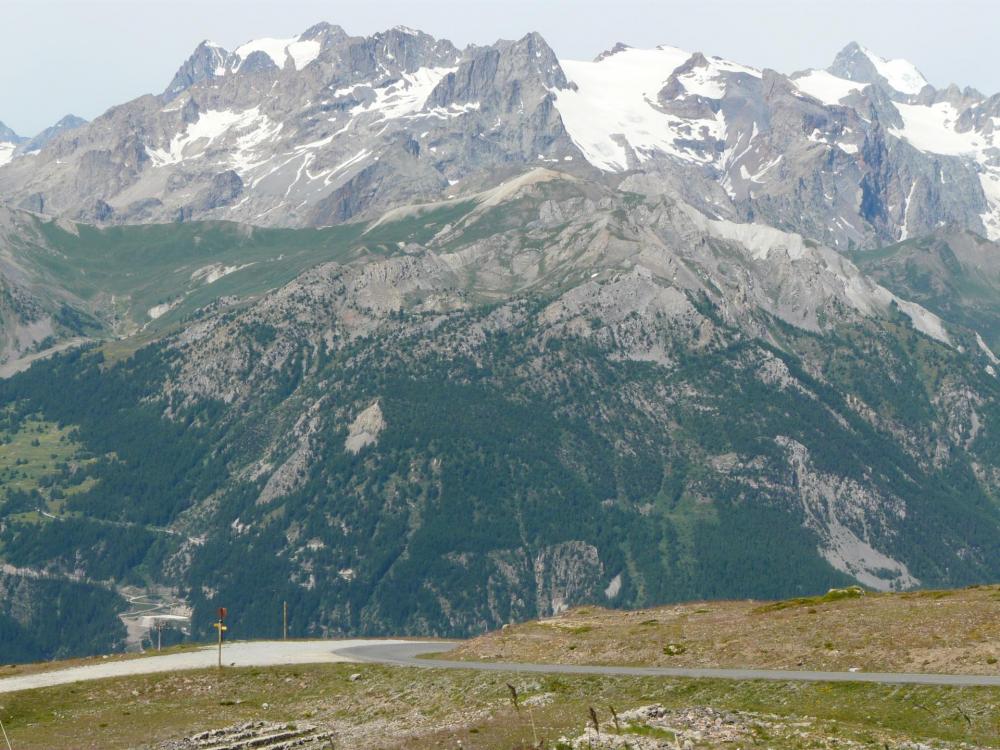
[3,295,1000,652]
[1,199,482,363]
[3,187,1000,662]
[0,659,997,749]
[852,230,1000,350]
[451,585,1000,675]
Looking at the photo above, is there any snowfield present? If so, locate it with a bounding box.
[859,45,929,95]
[555,46,740,171]
[792,70,867,106]
[0,141,16,167]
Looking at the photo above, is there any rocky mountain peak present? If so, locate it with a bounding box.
[13,114,88,156]
[369,25,462,73]
[2,27,999,246]
[594,42,632,63]
[829,41,930,98]
[428,31,567,112]
[164,40,231,100]
[0,121,22,143]
[299,21,348,41]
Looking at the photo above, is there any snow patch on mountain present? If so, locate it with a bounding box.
[890,102,988,156]
[234,37,294,69]
[147,107,282,171]
[556,46,727,171]
[232,35,320,72]
[287,39,321,70]
[677,57,758,99]
[350,67,457,123]
[0,142,15,167]
[859,46,928,95]
[792,70,866,106]
[884,101,1000,239]
[980,171,1000,241]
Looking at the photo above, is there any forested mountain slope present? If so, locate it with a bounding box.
[1,173,999,652]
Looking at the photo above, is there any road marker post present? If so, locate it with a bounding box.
[283,601,288,641]
[214,607,228,669]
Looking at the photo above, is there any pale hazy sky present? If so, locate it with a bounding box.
[2,0,997,136]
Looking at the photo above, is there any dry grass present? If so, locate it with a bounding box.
[450,585,1000,675]
[1,586,998,748]
[0,662,998,749]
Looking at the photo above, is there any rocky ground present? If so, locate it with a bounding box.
[451,585,1000,675]
[159,721,334,749]
[0,659,996,749]
[562,704,994,750]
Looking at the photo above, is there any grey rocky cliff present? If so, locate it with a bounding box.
[15,114,88,155]
[164,41,230,101]
[0,121,22,144]
[1,26,996,249]
[3,169,1000,634]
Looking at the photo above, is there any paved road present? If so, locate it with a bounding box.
[0,640,417,694]
[2,639,998,695]
[336,641,1000,688]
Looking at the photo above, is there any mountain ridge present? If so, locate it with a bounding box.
[2,24,1000,660]
[2,169,999,649]
[0,27,997,248]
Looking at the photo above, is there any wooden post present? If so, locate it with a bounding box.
[215,607,227,669]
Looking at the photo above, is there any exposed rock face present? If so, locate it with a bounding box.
[345,401,385,454]
[3,172,1000,638]
[2,30,1000,642]
[160,722,334,750]
[14,114,87,156]
[1,29,997,248]
[0,121,21,143]
[775,436,918,591]
[164,41,230,101]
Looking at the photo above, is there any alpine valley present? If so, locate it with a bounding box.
[1,24,1000,660]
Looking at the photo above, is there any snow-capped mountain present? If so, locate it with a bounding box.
[0,26,997,246]
[828,42,931,98]
[4,25,1000,650]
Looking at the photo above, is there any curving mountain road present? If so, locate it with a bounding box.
[1,640,998,696]
[337,642,1000,687]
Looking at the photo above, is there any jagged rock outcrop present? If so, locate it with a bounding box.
[0,30,996,248]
